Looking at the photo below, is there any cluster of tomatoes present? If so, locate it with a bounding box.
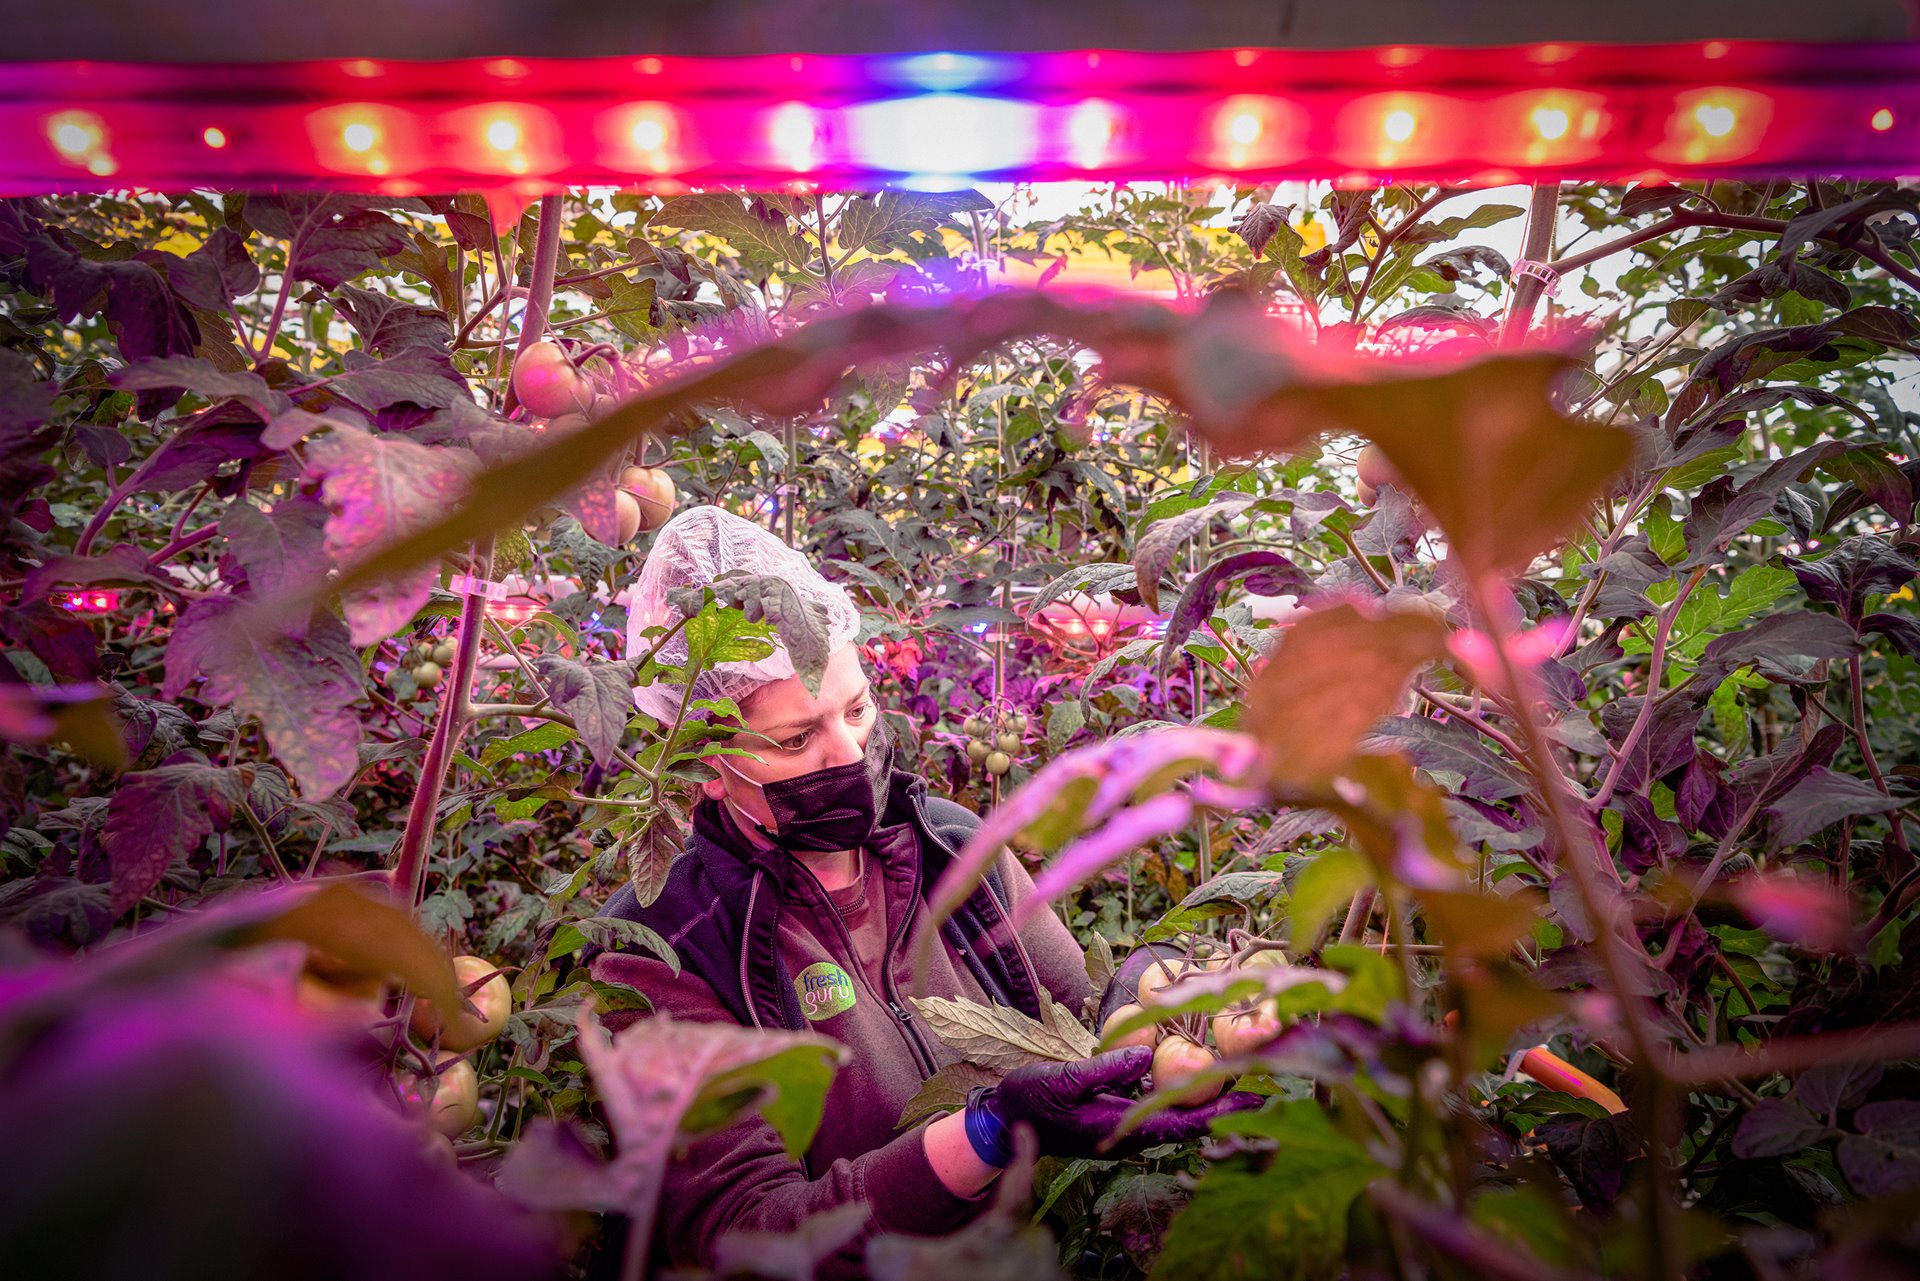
[512,340,677,544]
[960,709,1027,778]
[390,638,456,695]
[297,951,513,1153]
[1099,938,1343,1105]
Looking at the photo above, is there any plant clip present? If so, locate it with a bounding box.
[448,574,509,601]
[1512,259,1562,293]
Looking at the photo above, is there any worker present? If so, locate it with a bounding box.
[589,505,1255,1277]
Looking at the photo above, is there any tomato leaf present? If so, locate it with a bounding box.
[304,423,480,645]
[101,755,249,913]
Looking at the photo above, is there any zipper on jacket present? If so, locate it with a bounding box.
[911,793,1050,1016]
[879,860,940,1078]
[793,860,939,1078]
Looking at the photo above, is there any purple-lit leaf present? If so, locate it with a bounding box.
[21,232,199,364]
[23,543,173,602]
[243,195,411,291]
[1764,766,1901,848]
[304,424,479,645]
[1701,612,1863,668]
[324,350,468,412]
[220,496,330,601]
[1864,611,1920,661]
[1132,495,1255,613]
[1782,537,1919,622]
[164,226,260,312]
[0,348,57,433]
[133,407,267,491]
[1839,1101,1920,1197]
[332,282,453,357]
[1681,444,1847,569]
[101,755,248,914]
[1158,550,1310,682]
[109,356,288,420]
[1734,1099,1832,1159]
[164,597,364,796]
[0,604,99,681]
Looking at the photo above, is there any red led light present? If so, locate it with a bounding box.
[57,589,121,614]
[490,598,543,626]
[0,41,1916,192]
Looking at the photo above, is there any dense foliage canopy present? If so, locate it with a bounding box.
[1,176,1918,1279]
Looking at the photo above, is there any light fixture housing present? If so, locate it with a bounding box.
[0,40,1914,193]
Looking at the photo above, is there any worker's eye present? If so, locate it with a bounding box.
[779,731,812,752]
[848,698,873,722]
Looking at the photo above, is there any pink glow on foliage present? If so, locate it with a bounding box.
[1448,615,1573,687]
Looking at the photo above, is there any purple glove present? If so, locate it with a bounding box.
[963,1046,1262,1165]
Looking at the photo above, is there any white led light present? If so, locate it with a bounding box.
[768,102,820,172]
[1066,100,1118,169]
[846,95,1038,177]
[486,118,521,151]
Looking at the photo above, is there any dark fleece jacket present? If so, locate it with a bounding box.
[590,765,1092,1278]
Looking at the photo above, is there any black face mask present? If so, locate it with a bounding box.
[726,717,896,854]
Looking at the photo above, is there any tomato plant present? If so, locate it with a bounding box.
[1,176,1917,1278]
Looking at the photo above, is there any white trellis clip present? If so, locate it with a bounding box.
[1512,258,1562,293]
[448,574,509,602]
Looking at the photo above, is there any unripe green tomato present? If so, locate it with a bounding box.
[994,732,1021,754]
[966,739,992,764]
[432,642,455,667]
[963,716,986,737]
[415,660,443,689]
[1009,713,1029,734]
[409,643,431,665]
[984,750,1012,776]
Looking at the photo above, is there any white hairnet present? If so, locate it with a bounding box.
[624,505,863,723]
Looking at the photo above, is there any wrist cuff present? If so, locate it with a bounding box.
[962,1086,1013,1169]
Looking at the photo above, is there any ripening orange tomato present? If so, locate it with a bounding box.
[512,341,593,418]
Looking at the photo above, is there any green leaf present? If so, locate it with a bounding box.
[1644,494,1684,565]
[1285,848,1372,948]
[838,190,990,254]
[649,194,812,270]
[480,721,578,769]
[1152,1101,1382,1281]
[895,1061,1002,1131]
[548,915,680,975]
[1045,697,1086,754]
[683,1040,848,1158]
[604,276,659,342]
[1317,945,1400,1020]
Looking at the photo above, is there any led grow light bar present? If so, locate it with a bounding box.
[1,40,1916,194]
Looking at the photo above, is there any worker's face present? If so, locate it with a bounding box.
[700,644,877,832]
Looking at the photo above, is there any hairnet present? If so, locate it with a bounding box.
[624,505,863,724]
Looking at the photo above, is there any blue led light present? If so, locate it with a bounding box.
[880,53,1017,92]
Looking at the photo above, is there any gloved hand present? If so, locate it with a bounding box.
[962,1046,1261,1165]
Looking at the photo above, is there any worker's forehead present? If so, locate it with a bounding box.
[738,644,870,731]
